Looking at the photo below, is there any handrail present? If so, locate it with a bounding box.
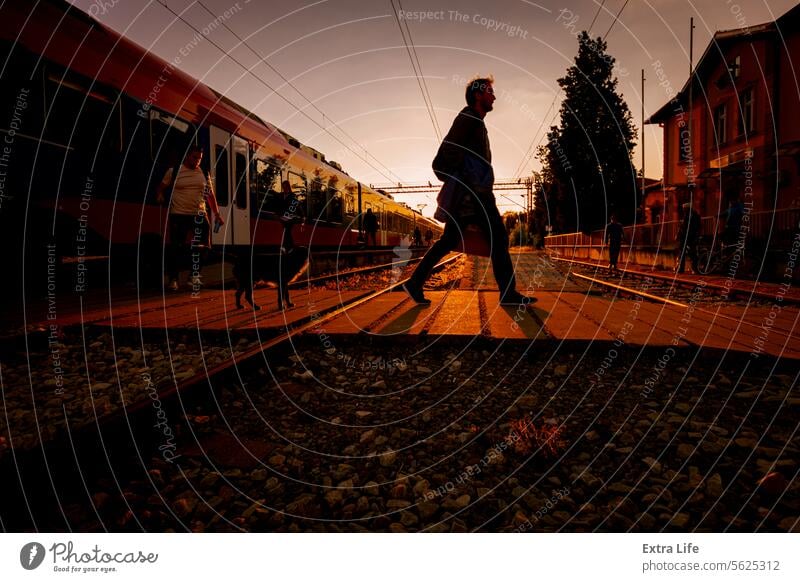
[544,207,800,248]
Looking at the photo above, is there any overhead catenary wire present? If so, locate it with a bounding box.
[588,0,608,32]
[396,0,442,140]
[192,0,404,184]
[156,0,403,184]
[604,0,630,40]
[389,0,442,142]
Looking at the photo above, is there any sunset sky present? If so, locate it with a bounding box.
[70,0,798,214]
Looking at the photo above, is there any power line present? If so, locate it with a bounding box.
[511,97,555,179]
[396,0,442,140]
[389,0,442,142]
[604,0,630,40]
[156,1,402,184]
[588,0,607,31]
[193,0,404,184]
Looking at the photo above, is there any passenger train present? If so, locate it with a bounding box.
[0,0,441,288]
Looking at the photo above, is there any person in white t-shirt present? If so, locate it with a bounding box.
[156,146,224,290]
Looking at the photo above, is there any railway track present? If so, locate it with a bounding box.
[550,255,799,307]
[1,253,464,463]
[297,256,422,288]
[0,254,465,528]
[1,253,432,346]
[4,251,799,532]
[551,255,798,353]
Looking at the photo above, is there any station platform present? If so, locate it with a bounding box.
[18,252,800,359]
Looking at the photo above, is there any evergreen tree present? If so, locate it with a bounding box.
[540,32,637,233]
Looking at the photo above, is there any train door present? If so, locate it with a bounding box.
[230,135,250,246]
[377,203,386,246]
[209,126,251,247]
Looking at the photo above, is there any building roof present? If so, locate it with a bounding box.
[645,4,800,124]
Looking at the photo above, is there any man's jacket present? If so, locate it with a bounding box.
[432,106,494,222]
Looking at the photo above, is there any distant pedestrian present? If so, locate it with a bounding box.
[413,226,422,247]
[424,228,433,247]
[605,214,624,272]
[676,202,701,274]
[402,76,534,306]
[720,193,744,246]
[156,145,223,291]
[363,208,379,247]
[278,180,303,252]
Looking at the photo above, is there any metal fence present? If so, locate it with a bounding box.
[545,208,800,250]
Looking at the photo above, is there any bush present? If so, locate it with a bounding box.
[509,223,532,247]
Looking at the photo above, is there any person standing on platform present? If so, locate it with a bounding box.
[425,228,433,247]
[605,214,624,272]
[157,145,223,291]
[402,76,534,306]
[278,180,303,252]
[363,208,379,247]
[720,193,744,246]
[413,226,422,247]
[676,201,701,274]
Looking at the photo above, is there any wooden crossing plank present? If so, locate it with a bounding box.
[530,292,614,340]
[425,291,482,336]
[483,293,544,339]
[563,294,682,346]
[714,304,800,335]
[324,293,410,334]
[376,292,447,336]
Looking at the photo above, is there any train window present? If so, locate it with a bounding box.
[235,151,247,209]
[253,156,282,213]
[328,191,343,223]
[214,145,230,206]
[150,110,194,167]
[308,171,326,222]
[0,47,46,202]
[41,70,122,199]
[343,186,357,216]
[149,109,196,202]
[43,73,113,148]
[0,42,45,137]
[285,170,307,208]
[150,110,190,134]
[119,97,153,202]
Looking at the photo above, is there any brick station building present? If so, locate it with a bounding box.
[644,4,800,251]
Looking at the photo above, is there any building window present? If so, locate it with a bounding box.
[738,88,754,135]
[714,103,727,146]
[729,55,740,79]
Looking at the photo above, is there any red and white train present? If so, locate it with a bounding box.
[0,0,440,288]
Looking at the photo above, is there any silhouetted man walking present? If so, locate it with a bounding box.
[402,76,534,306]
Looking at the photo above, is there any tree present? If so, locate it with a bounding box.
[539,31,637,233]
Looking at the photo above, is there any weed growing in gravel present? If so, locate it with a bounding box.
[506,417,565,456]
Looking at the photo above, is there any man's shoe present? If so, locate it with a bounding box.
[500,292,537,307]
[401,282,431,305]
[168,279,179,291]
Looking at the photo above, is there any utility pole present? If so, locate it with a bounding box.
[688,17,695,192]
[641,68,646,215]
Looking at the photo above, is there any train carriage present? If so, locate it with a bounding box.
[0,0,441,292]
